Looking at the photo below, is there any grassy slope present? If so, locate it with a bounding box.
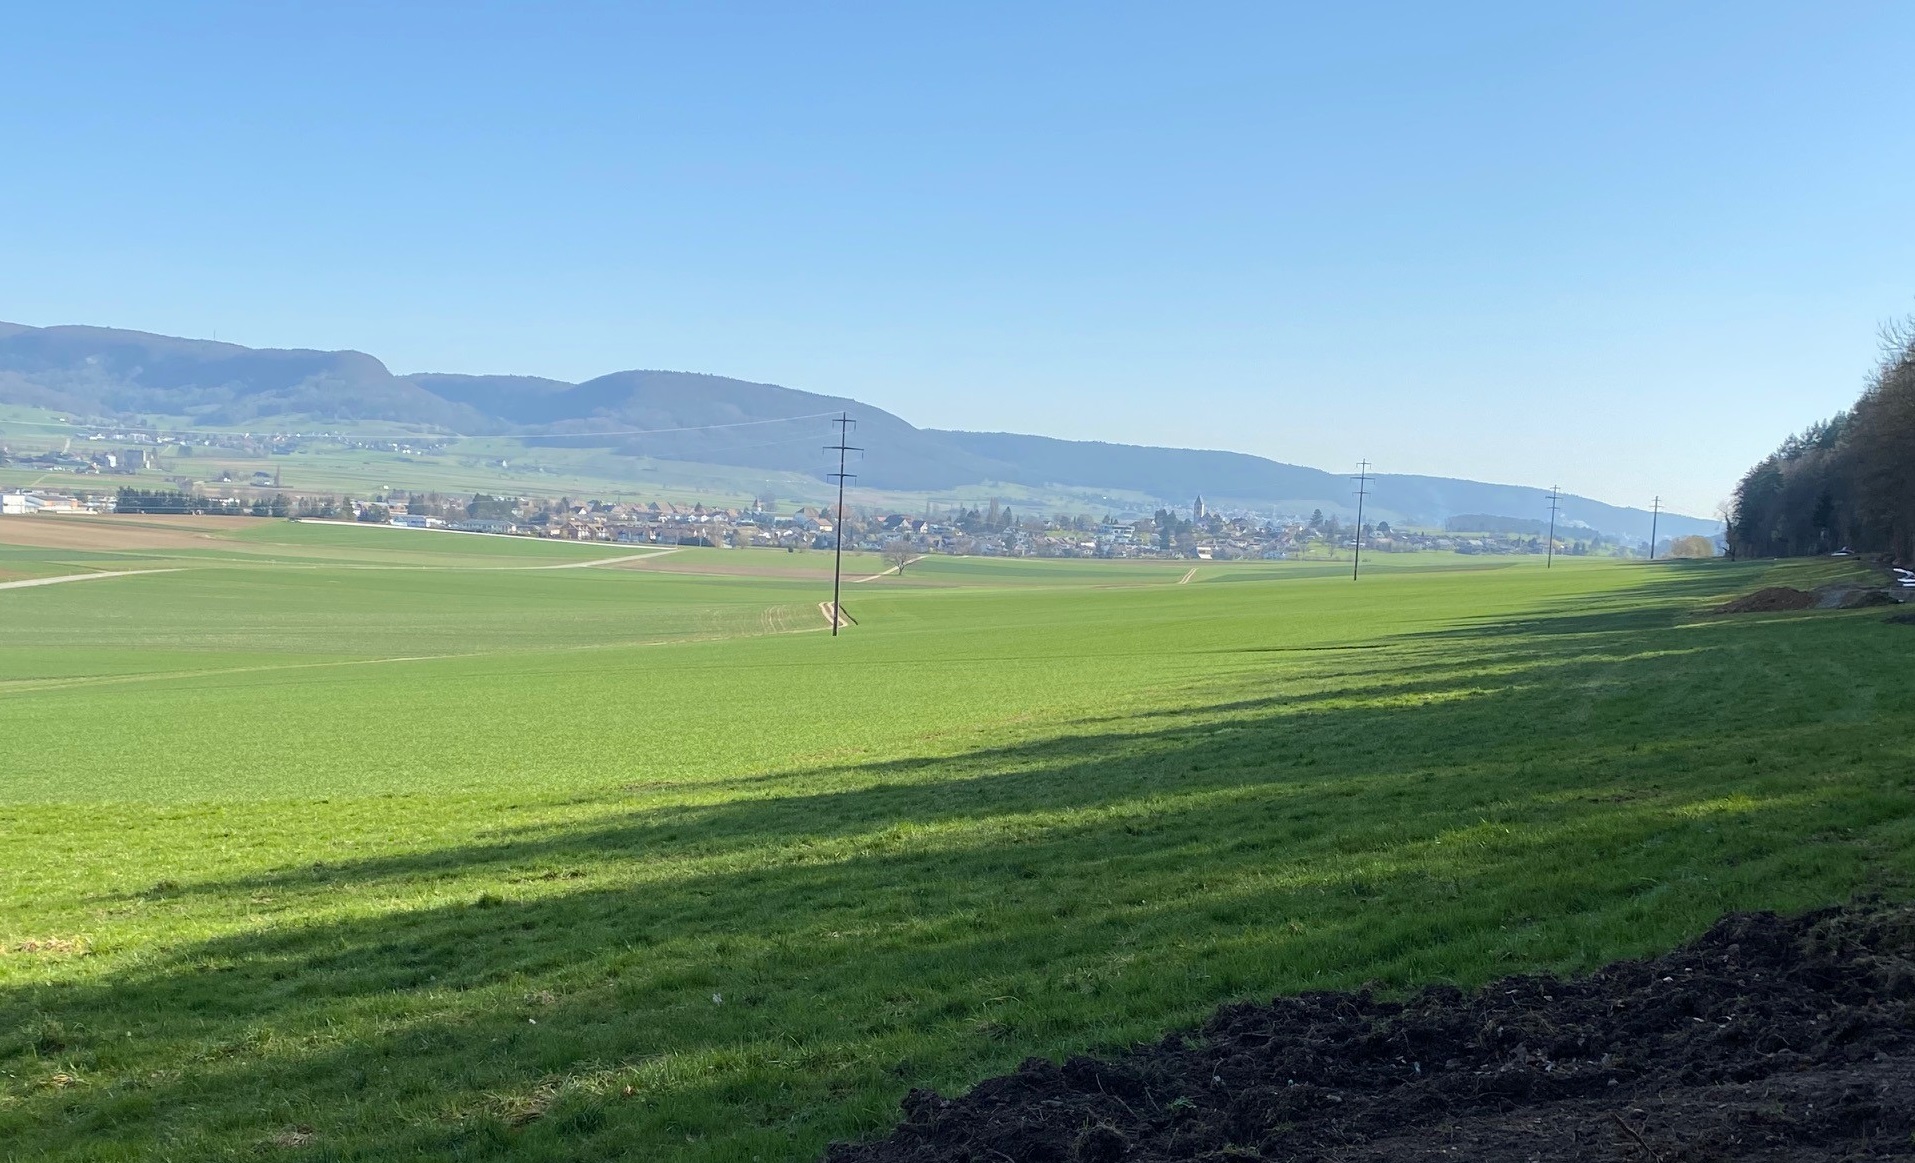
[0,537,1910,1162]
[0,413,1153,516]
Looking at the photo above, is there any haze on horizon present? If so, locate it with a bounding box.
[4,3,1912,518]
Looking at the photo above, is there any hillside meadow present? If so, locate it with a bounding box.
[1,519,1910,1161]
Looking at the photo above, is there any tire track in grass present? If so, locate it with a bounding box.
[3,641,658,696]
[760,604,823,635]
[0,610,806,697]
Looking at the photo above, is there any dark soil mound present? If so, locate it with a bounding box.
[826,904,1915,1162]
[1714,587,1816,614]
[1888,612,1915,626]
[1815,587,1898,610]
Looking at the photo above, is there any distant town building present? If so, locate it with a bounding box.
[1,490,90,515]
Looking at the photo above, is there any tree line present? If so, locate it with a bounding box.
[114,488,344,518]
[114,488,228,515]
[1730,322,1915,561]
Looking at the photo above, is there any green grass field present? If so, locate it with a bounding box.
[1,523,1910,1161]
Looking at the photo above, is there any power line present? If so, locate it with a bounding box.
[497,430,835,457]
[1545,485,1562,569]
[469,412,844,442]
[824,413,861,637]
[0,411,846,443]
[624,431,834,455]
[1351,459,1373,581]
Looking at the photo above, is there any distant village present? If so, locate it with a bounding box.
[0,425,1663,557]
[1,462,1640,558]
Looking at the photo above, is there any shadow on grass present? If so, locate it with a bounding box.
[5,569,1913,1162]
[1388,560,1753,641]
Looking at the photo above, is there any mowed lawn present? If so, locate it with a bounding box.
[1,528,1911,1162]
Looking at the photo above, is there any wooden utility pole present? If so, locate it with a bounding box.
[824,414,860,635]
[1545,485,1562,568]
[1351,460,1373,580]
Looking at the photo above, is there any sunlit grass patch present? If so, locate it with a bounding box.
[0,553,1910,1160]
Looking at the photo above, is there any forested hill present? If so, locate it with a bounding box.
[0,320,1710,538]
[928,431,1704,542]
[1730,325,1915,561]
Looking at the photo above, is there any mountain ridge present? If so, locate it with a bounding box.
[0,320,1715,539]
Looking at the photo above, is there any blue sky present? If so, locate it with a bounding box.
[3,2,1911,515]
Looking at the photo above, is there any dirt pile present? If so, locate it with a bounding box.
[1715,585,1900,615]
[1815,586,1899,610]
[1713,587,1816,614]
[826,904,1915,1162]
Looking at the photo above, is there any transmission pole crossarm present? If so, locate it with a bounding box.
[1545,486,1562,569]
[1350,460,1373,580]
[824,413,861,636]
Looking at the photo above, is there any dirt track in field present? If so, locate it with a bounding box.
[602,552,875,581]
[828,903,1915,1163]
[0,568,181,591]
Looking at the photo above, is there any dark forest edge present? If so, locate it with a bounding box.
[1730,320,1915,561]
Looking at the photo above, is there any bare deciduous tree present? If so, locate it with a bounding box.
[1730,318,1915,562]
